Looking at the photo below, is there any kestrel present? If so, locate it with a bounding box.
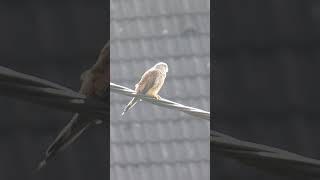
[37,42,109,170]
[122,62,168,115]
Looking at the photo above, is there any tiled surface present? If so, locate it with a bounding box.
[110,0,210,179]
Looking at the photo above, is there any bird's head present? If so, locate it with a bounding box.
[154,62,168,73]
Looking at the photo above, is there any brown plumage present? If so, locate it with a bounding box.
[122,62,168,115]
[80,42,109,97]
[37,42,109,171]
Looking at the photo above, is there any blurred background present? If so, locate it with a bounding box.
[214,0,320,179]
[0,1,107,180]
[110,0,210,180]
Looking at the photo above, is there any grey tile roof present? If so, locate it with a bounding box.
[110,0,210,180]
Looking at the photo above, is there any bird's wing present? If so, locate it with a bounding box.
[37,42,109,171]
[136,69,161,94]
[122,69,160,115]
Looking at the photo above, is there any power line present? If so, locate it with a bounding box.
[110,82,210,121]
[212,130,320,178]
[0,66,107,120]
[2,65,320,178]
[111,81,320,178]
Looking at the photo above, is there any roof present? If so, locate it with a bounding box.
[110,0,210,179]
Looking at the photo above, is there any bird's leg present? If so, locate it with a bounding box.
[149,94,161,100]
[146,90,161,100]
[155,95,161,100]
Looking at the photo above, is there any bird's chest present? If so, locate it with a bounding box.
[146,77,164,94]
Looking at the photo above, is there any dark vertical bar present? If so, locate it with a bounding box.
[0,1,109,180]
[211,0,215,178]
[106,0,110,179]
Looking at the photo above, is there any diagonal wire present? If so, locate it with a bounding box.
[0,66,76,92]
[110,81,320,178]
[0,66,108,120]
[211,130,320,178]
[3,65,320,178]
[110,82,210,121]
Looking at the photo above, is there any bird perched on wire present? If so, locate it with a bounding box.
[122,62,168,116]
[36,42,109,171]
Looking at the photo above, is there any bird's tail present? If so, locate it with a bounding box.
[121,97,139,116]
[36,113,92,171]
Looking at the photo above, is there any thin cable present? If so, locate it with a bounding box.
[212,130,320,178]
[0,66,108,119]
[110,82,210,121]
[110,82,320,178]
[4,66,320,178]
